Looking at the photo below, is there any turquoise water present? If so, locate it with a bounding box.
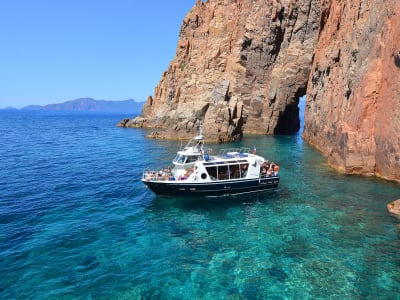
[0,111,399,299]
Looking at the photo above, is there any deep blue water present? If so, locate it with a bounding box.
[0,111,399,299]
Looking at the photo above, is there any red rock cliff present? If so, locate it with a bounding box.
[120,0,400,182]
[303,0,400,182]
[123,0,320,142]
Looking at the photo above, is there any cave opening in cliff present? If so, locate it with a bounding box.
[298,96,305,133]
[274,94,305,135]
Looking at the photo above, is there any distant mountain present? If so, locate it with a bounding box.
[19,98,143,113]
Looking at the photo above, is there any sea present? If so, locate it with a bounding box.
[0,110,399,299]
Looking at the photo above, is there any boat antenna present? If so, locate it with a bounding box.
[194,121,204,141]
[198,121,203,137]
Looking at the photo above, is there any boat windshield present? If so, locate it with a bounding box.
[187,155,202,163]
[173,154,187,164]
[173,154,203,164]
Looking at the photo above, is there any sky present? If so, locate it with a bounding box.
[0,1,195,108]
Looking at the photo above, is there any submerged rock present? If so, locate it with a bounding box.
[387,199,400,219]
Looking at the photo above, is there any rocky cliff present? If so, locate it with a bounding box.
[303,0,400,182]
[121,0,400,182]
[122,0,320,142]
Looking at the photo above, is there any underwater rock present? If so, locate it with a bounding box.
[387,199,400,219]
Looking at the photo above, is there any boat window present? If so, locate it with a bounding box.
[173,155,187,164]
[218,165,229,180]
[206,163,248,180]
[205,166,217,181]
[230,164,240,179]
[187,155,200,163]
[240,163,249,178]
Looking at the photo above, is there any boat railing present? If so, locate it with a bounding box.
[142,168,174,182]
[203,147,212,155]
[142,167,193,182]
[218,147,251,158]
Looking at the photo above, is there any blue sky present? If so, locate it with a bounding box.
[0,1,195,108]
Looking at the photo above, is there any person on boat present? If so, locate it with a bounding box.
[267,167,272,176]
[178,174,187,180]
[149,171,156,181]
[270,162,279,175]
[144,171,152,181]
[241,164,248,177]
[261,162,268,177]
[197,141,203,152]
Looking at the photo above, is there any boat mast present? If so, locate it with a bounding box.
[198,121,203,137]
[195,121,203,141]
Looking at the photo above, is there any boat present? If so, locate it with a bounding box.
[141,124,280,197]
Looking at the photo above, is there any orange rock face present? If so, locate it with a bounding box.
[121,0,400,182]
[125,0,321,142]
[303,0,400,182]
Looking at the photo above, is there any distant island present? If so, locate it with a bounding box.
[2,98,143,114]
